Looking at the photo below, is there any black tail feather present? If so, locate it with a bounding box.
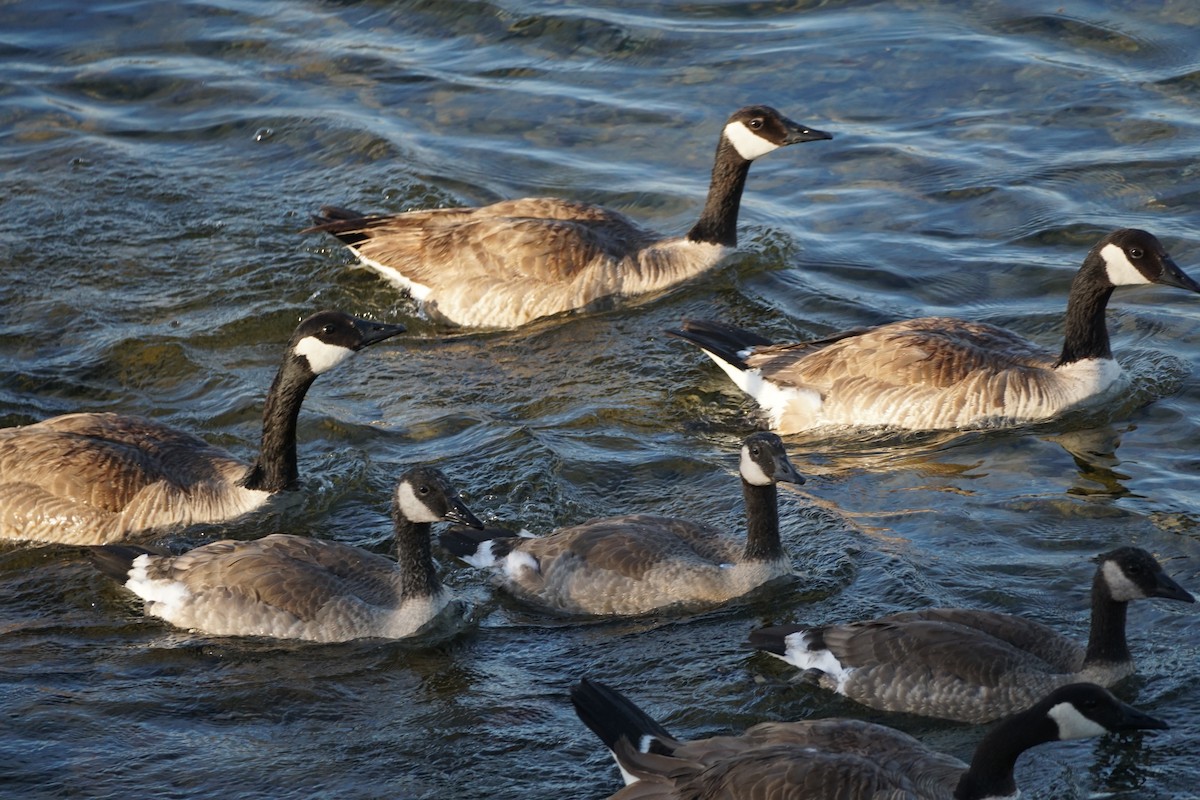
[88,544,164,583]
[438,526,518,560]
[665,319,775,370]
[747,623,811,656]
[570,678,675,754]
[302,205,373,243]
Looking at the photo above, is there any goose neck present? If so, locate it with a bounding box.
[955,710,1055,800]
[741,479,783,562]
[392,511,440,599]
[1056,261,1115,366]
[240,357,317,493]
[685,140,752,247]
[1084,573,1131,665]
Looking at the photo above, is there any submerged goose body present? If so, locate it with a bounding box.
[570,678,1167,800]
[90,467,483,642]
[0,311,404,545]
[439,432,804,616]
[750,547,1194,724]
[306,106,832,328]
[670,229,1200,432]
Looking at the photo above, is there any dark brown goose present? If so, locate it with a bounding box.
[0,311,404,545]
[670,229,1200,432]
[750,547,1193,724]
[570,678,1167,800]
[439,432,803,616]
[305,106,831,328]
[89,466,483,642]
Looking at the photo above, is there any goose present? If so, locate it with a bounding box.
[0,311,405,545]
[89,466,484,642]
[749,546,1194,724]
[669,228,1200,432]
[439,432,804,616]
[569,677,1167,800]
[304,105,832,328]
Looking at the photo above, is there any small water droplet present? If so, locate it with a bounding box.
[254,128,274,142]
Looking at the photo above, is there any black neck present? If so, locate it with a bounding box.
[1056,259,1115,366]
[392,509,440,598]
[1084,572,1131,665]
[955,710,1057,800]
[741,479,784,562]
[239,356,317,493]
[685,138,752,247]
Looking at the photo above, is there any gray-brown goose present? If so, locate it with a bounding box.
[570,678,1167,800]
[670,229,1200,432]
[0,311,404,545]
[749,547,1194,724]
[89,466,483,642]
[439,432,803,616]
[305,106,832,328]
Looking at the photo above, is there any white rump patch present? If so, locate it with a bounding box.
[356,252,433,301]
[461,540,498,569]
[779,630,853,693]
[1102,558,1145,602]
[702,350,821,429]
[1101,242,1151,286]
[126,554,192,614]
[739,446,773,486]
[396,481,442,524]
[502,549,541,577]
[1048,701,1108,740]
[723,120,780,161]
[293,336,356,375]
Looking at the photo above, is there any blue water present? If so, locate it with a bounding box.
[2,1,1200,797]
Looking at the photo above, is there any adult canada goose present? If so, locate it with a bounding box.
[305,105,832,328]
[670,229,1200,432]
[0,311,405,546]
[749,546,1194,724]
[569,677,1167,800]
[89,466,483,642]
[439,432,804,616]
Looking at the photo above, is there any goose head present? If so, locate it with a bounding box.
[722,105,832,162]
[739,431,805,487]
[1097,546,1195,603]
[1040,683,1168,740]
[289,310,407,376]
[1093,228,1200,293]
[395,467,484,528]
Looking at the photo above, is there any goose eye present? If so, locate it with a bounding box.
[750,445,761,456]
[322,324,336,335]
[419,484,430,495]
[748,118,763,130]
[1128,247,1145,259]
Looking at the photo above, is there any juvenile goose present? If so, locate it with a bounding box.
[0,311,404,545]
[670,229,1200,431]
[570,677,1167,800]
[89,467,483,642]
[749,546,1194,724]
[439,432,804,616]
[305,106,832,328]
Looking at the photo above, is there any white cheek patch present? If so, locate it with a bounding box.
[1048,701,1108,740]
[1101,243,1152,286]
[740,447,774,486]
[396,482,441,524]
[1103,558,1145,601]
[293,336,356,375]
[723,120,780,161]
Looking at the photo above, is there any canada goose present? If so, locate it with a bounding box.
[670,229,1200,432]
[749,546,1194,724]
[439,432,804,616]
[89,466,483,642]
[0,311,405,546]
[304,106,832,328]
[570,677,1167,800]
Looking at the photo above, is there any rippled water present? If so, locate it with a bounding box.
[3,1,1200,798]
